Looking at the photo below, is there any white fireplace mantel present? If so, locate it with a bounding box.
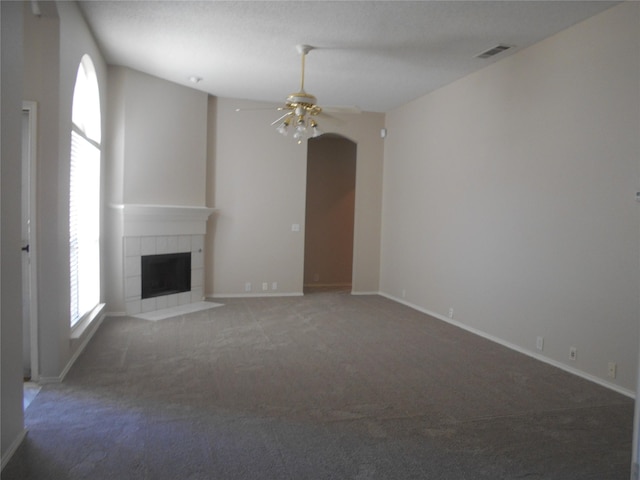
[113,203,217,237]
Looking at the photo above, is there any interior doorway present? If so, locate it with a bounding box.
[22,101,39,382]
[303,134,356,293]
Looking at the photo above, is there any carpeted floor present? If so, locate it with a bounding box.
[3,292,634,479]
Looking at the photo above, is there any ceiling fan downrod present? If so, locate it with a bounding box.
[296,44,314,92]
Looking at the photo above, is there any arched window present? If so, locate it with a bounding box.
[69,54,101,327]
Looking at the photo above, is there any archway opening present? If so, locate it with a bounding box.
[303,134,357,293]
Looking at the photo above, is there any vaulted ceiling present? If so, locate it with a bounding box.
[78,1,618,113]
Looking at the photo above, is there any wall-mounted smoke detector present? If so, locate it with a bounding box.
[476,44,513,59]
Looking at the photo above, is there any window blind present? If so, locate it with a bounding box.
[69,130,100,326]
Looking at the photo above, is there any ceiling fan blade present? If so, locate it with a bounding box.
[270,111,294,126]
[317,111,346,126]
[235,106,281,112]
[322,105,362,114]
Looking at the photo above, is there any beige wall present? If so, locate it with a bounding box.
[116,68,208,206]
[23,2,64,379]
[1,0,26,465]
[21,1,108,380]
[381,2,640,393]
[104,66,209,312]
[304,136,357,288]
[341,111,385,294]
[107,66,208,207]
[207,98,384,296]
[207,97,310,296]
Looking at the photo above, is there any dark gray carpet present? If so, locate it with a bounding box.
[3,292,633,479]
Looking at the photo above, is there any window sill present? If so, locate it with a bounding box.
[71,303,105,340]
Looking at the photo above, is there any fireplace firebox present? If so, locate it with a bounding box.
[141,252,191,299]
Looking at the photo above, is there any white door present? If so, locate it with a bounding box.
[22,102,38,381]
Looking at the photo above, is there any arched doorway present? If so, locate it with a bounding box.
[303,134,357,293]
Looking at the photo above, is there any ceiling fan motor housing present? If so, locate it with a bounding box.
[287,92,317,106]
[286,92,321,115]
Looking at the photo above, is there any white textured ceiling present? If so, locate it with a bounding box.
[78,1,618,113]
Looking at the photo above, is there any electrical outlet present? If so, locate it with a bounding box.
[401,289,406,298]
[244,282,252,292]
[448,308,454,319]
[271,282,278,290]
[608,362,617,379]
[536,336,544,351]
[262,282,268,291]
[569,347,577,360]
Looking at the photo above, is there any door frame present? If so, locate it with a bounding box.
[22,100,39,382]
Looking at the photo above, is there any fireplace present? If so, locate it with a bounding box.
[141,252,191,299]
[118,204,216,316]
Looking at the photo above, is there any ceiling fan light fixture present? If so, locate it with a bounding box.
[276,120,290,136]
[310,119,322,138]
[293,121,308,144]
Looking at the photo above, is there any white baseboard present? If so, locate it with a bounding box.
[351,291,379,296]
[379,292,636,399]
[40,310,106,384]
[64,313,106,380]
[207,292,303,299]
[1,428,27,471]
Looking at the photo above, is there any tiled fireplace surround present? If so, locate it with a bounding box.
[119,204,215,315]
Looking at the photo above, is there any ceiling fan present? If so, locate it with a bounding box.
[271,44,324,143]
[238,44,359,144]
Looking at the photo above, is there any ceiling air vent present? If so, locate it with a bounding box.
[476,44,512,59]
